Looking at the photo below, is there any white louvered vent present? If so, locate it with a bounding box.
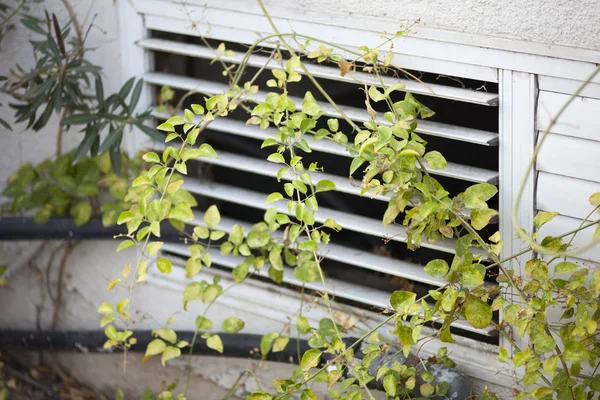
[137,28,501,341]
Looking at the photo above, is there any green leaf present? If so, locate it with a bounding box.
[198,143,218,158]
[498,346,509,362]
[147,241,163,256]
[554,261,577,275]
[161,346,181,366]
[168,203,194,222]
[191,104,204,114]
[246,393,273,400]
[533,334,556,354]
[368,86,385,102]
[222,317,245,333]
[145,339,166,357]
[272,336,290,352]
[202,284,221,303]
[300,389,318,400]
[315,179,336,193]
[260,332,279,355]
[424,259,449,278]
[383,374,397,397]
[424,151,447,170]
[563,341,590,363]
[183,282,203,309]
[116,240,135,252]
[463,183,498,209]
[266,192,284,204]
[533,211,559,229]
[301,348,322,371]
[463,297,492,329]
[195,316,213,331]
[204,205,220,228]
[98,302,114,315]
[71,201,92,227]
[390,291,416,314]
[143,152,160,163]
[471,208,499,230]
[350,156,366,175]
[247,230,270,248]
[589,192,600,206]
[382,203,400,227]
[267,153,285,164]
[166,116,185,126]
[206,334,224,353]
[184,109,194,122]
[156,258,172,274]
[459,265,484,288]
[503,304,525,325]
[327,118,339,132]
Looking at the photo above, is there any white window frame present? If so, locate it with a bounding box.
[117,0,600,387]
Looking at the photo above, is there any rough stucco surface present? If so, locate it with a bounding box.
[270,0,600,51]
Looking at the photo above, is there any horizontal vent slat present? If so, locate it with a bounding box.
[182,149,389,201]
[161,243,494,336]
[160,146,496,221]
[152,112,498,184]
[182,179,462,254]
[138,38,499,106]
[143,72,499,146]
[187,210,448,287]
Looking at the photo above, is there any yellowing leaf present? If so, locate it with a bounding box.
[423,151,447,170]
[533,211,559,229]
[424,259,449,278]
[156,258,172,274]
[589,192,600,206]
[97,302,113,315]
[390,290,416,314]
[222,317,245,333]
[206,334,223,353]
[160,346,181,366]
[204,205,221,229]
[300,348,322,371]
[107,278,120,291]
[463,297,492,329]
[147,241,163,256]
[145,339,166,357]
[471,208,499,230]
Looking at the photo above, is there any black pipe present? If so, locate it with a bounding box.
[0,217,184,242]
[0,330,311,364]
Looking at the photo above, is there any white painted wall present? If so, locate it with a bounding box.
[270,0,600,51]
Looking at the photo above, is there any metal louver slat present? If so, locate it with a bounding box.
[143,72,499,146]
[161,243,494,336]
[182,178,475,256]
[152,111,499,184]
[169,147,496,222]
[138,38,499,106]
[188,210,447,287]
[177,148,390,201]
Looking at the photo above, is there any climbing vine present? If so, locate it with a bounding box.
[20,1,593,399]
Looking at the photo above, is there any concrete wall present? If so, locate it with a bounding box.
[271,0,600,51]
